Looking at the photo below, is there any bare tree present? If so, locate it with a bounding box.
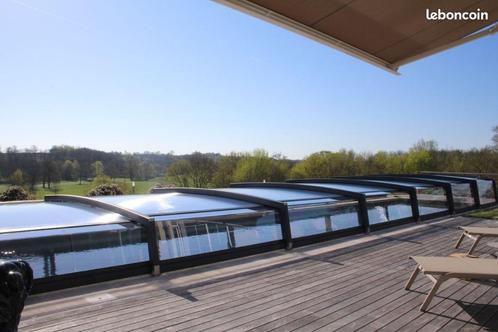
[493,125,498,148]
[187,152,216,188]
[166,160,191,187]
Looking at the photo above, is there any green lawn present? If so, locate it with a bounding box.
[467,208,498,220]
[0,178,164,200]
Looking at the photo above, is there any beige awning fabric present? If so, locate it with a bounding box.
[216,0,498,74]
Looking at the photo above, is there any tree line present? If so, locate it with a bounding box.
[0,145,190,190]
[1,126,497,193]
[166,140,498,188]
[166,127,498,187]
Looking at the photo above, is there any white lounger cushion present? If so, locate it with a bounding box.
[411,256,498,275]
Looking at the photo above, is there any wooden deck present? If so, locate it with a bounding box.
[21,216,498,331]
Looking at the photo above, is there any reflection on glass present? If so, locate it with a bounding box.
[367,192,413,224]
[0,224,149,279]
[156,210,281,259]
[416,186,448,215]
[451,183,475,209]
[476,180,496,205]
[288,201,359,238]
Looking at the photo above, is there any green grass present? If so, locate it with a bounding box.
[467,208,498,220]
[0,178,164,200]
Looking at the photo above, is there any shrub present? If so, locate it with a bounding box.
[10,169,24,186]
[115,181,131,194]
[0,186,31,201]
[148,183,173,193]
[88,184,124,196]
[92,175,113,186]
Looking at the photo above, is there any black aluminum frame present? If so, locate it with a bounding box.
[424,173,498,207]
[392,174,482,208]
[287,178,420,223]
[334,175,455,215]
[44,195,161,275]
[14,174,494,294]
[159,240,283,273]
[150,187,293,250]
[229,182,370,233]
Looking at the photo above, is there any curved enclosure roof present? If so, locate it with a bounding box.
[220,187,343,205]
[291,182,394,196]
[404,176,468,184]
[0,175,490,235]
[349,179,432,189]
[94,192,261,216]
[0,201,129,234]
[422,174,486,181]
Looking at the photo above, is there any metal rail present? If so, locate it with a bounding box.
[420,171,498,181]
[45,195,150,223]
[44,195,161,275]
[151,188,293,250]
[229,182,370,233]
[287,178,420,222]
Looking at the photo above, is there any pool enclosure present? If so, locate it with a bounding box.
[0,174,495,293]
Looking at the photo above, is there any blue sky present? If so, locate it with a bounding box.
[1,0,497,159]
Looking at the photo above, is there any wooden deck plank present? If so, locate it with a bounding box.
[353,247,498,331]
[24,220,470,332]
[95,226,456,332]
[26,220,452,330]
[440,285,498,331]
[22,224,444,330]
[250,232,463,332]
[19,216,498,332]
[421,283,491,331]
[232,232,460,332]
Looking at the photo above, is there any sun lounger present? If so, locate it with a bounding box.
[454,226,498,255]
[405,256,498,311]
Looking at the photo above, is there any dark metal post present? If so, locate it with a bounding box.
[146,218,161,276]
[408,190,420,221]
[493,179,498,204]
[358,196,370,233]
[469,180,481,208]
[445,185,455,214]
[278,204,293,250]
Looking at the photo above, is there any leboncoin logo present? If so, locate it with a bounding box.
[426,8,489,20]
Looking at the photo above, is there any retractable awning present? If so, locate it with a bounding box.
[216,0,498,74]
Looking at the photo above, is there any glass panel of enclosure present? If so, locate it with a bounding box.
[155,209,281,260]
[287,200,360,238]
[476,179,496,205]
[366,191,413,224]
[0,224,149,279]
[450,182,475,209]
[415,186,448,215]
